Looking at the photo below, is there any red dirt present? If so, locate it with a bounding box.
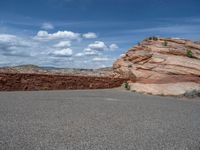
[0,73,128,91]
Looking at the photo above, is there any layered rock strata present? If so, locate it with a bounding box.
[113,37,200,96]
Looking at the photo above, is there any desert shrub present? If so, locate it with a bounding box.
[128,64,132,68]
[148,37,153,40]
[148,36,158,41]
[124,82,130,90]
[152,36,158,41]
[163,41,168,46]
[184,90,200,98]
[43,87,49,90]
[186,50,193,58]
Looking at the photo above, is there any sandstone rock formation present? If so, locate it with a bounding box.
[113,37,200,97]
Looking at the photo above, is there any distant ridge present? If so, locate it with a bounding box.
[0,64,114,77]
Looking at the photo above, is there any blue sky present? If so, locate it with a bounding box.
[0,0,200,68]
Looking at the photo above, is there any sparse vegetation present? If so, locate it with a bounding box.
[152,36,158,41]
[128,64,132,68]
[186,50,193,58]
[184,89,200,98]
[124,82,130,90]
[43,87,49,90]
[163,41,168,46]
[147,36,158,41]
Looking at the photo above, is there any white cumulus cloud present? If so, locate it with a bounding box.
[41,22,54,30]
[83,48,99,56]
[84,51,98,56]
[75,53,84,57]
[93,57,109,61]
[0,34,35,57]
[0,34,17,43]
[34,30,80,41]
[0,34,30,47]
[50,48,73,57]
[53,41,71,48]
[109,44,119,51]
[83,32,97,39]
[88,41,107,51]
[0,31,119,68]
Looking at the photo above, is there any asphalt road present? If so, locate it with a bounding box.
[0,89,200,150]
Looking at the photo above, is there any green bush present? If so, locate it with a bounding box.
[186,50,193,58]
[148,36,158,41]
[148,37,153,40]
[152,36,158,41]
[163,41,168,46]
[124,82,130,90]
[184,89,200,98]
[128,64,132,68]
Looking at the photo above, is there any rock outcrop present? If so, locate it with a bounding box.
[113,37,200,97]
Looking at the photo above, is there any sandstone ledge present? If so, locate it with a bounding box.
[129,82,200,97]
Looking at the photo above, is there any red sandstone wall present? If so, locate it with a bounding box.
[0,73,127,91]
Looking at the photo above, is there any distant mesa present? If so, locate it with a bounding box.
[0,65,114,77]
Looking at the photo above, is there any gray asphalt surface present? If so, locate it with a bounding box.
[0,89,200,150]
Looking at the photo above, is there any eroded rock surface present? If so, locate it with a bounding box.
[113,37,200,96]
